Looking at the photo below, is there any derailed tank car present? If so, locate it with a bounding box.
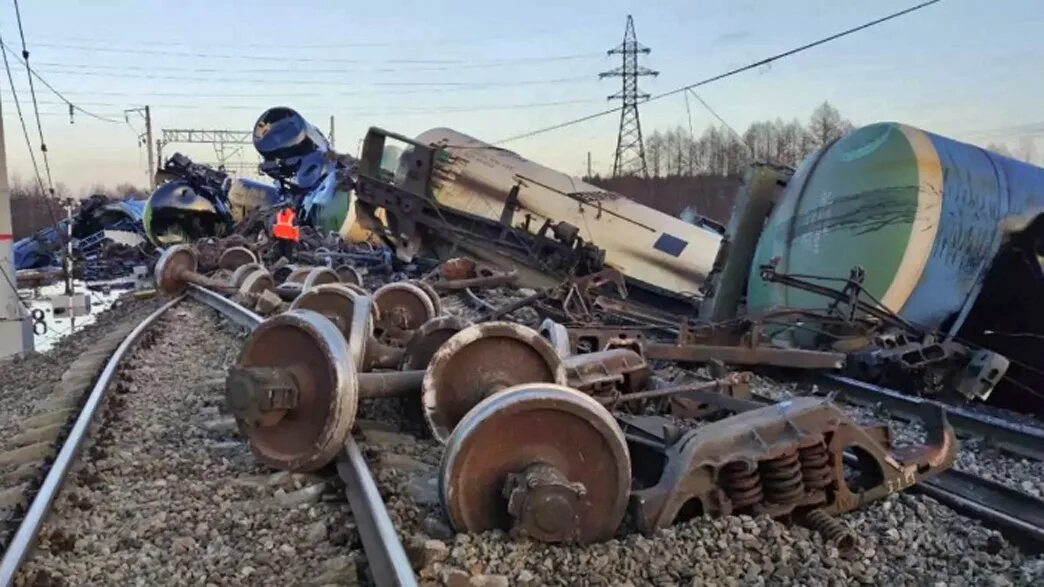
[738,122,1044,408]
[354,127,723,299]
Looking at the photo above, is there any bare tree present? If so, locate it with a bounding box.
[636,102,856,178]
[646,131,664,177]
[808,101,853,149]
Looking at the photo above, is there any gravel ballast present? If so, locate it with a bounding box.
[0,295,161,448]
[16,302,360,586]
[358,385,1044,586]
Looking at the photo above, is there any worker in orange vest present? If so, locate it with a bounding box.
[272,206,300,259]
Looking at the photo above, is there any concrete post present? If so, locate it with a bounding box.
[0,93,34,357]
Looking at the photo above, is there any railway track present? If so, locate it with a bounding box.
[822,374,1044,461]
[1,277,1042,585]
[0,287,415,586]
[189,285,416,586]
[0,295,181,584]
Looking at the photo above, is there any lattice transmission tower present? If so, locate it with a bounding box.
[599,15,659,177]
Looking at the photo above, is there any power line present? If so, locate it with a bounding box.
[0,28,45,196]
[29,53,601,74]
[24,29,578,51]
[498,0,942,144]
[0,40,122,123]
[11,0,55,195]
[683,91,694,141]
[2,97,601,116]
[687,88,748,149]
[20,65,593,89]
[29,42,603,67]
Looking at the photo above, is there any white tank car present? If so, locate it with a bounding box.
[415,128,721,295]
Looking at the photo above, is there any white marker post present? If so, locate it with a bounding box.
[0,90,33,357]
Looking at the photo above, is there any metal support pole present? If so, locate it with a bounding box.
[329,115,335,149]
[0,89,33,357]
[64,199,75,335]
[144,106,154,189]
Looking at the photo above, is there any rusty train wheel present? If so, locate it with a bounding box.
[422,321,566,443]
[341,283,381,324]
[336,265,364,286]
[440,383,630,543]
[231,262,263,289]
[233,309,358,472]
[400,316,472,371]
[289,284,372,368]
[398,316,472,435]
[410,280,443,317]
[303,267,341,290]
[285,266,313,284]
[155,244,197,295]
[373,282,437,345]
[239,269,274,298]
[218,246,258,270]
[538,318,572,358]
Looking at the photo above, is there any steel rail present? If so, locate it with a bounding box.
[187,284,263,329]
[822,374,1044,461]
[0,294,185,586]
[338,442,419,587]
[189,286,417,586]
[913,469,1044,548]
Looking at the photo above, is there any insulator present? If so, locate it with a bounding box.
[798,442,834,490]
[759,451,805,505]
[720,461,763,509]
[802,509,857,552]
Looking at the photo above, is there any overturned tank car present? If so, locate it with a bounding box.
[708,122,1044,409]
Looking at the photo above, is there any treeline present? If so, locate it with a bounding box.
[644,101,854,177]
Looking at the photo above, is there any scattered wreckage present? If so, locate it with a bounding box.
[350,121,1044,414]
[21,105,1043,416]
[153,243,959,550]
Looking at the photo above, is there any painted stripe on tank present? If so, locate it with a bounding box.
[881,125,943,313]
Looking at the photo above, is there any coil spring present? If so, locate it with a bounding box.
[760,451,805,505]
[802,509,857,552]
[799,442,834,490]
[720,461,763,509]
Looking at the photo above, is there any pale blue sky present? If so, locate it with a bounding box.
[0,0,1041,191]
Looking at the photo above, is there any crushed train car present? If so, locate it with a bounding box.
[352,127,725,309]
[13,194,146,271]
[253,107,380,244]
[144,153,241,245]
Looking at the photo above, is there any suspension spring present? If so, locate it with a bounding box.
[801,509,857,552]
[760,451,805,505]
[799,442,834,490]
[720,461,763,509]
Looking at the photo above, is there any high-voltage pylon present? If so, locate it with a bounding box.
[599,15,659,178]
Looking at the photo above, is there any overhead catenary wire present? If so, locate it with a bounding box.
[687,88,749,152]
[497,0,943,144]
[10,66,594,88]
[0,40,122,123]
[26,42,603,67]
[28,53,602,74]
[0,28,45,196]
[11,0,55,195]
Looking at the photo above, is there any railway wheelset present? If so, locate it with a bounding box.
[155,244,958,547]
